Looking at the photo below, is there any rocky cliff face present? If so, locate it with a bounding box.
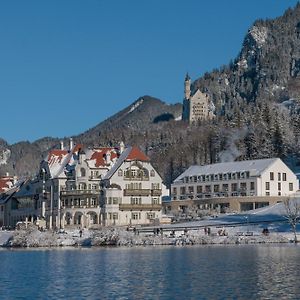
[193,4,300,113]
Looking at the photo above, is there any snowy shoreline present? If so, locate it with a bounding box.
[0,227,293,249]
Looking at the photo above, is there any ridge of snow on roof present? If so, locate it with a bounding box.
[103,146,149,180]
[47,144,83,178]
[103,147,132,180]
[174,158,280,182]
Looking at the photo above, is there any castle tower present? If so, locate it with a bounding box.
[184,73,191,100]
[182,73,191,121]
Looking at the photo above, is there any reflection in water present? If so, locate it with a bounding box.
[0,245,299,299]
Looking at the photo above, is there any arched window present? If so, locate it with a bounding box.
[150,170,155,177]
[118,169,123,176]
[80,168,86,177]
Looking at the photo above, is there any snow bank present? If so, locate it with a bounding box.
[2,226,290,248]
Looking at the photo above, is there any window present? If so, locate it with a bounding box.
[80,168,85,177]
[240,182,247,191]
[214,185,219,192]
[278,182,281,191]
[188,186,194,193]
[150,170,155,177]
[197,186,202,193]
[250,182,255,190]
[278,173,281,181]
[265,182,270,190]
[222,184,229,192]
[270,172,274,181]
[205,185,211,193]
[152,197,160,204]
[131,213,141,220]
[112,213,118,220]
[152,183,160,190]
[180,187,186,195]
[112,197,119,204]
[131,197,141,205]
[193,176,197,182]
[283,173,287,181]
[266,192,270,196]
[173,187,177,194]
[147,213,155,219]
[231,183,238,192]
[118,169,123,176]
[289,183,293,191]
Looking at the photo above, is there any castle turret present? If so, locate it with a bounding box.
[184,73,191,100]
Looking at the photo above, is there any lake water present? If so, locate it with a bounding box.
[0,245,300,299]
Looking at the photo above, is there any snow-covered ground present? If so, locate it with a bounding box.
[0,200,299,248]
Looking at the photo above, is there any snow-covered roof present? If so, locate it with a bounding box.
[0,180,24,204]
[174,158,280,182]
[103,146,149,180]
[86,147,119,168]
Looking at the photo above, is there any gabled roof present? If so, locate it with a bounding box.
[174,158,280,182]
[103,146,149,180]
[190,89,209,100]
[126,146,149,162]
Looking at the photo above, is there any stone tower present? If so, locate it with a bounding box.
[182,73,191,121]
[184,73,191,100]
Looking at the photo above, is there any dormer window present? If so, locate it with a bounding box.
[150,170,155,177]
[118,169,123,176]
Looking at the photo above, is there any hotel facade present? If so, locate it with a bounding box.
[169,158,298,213]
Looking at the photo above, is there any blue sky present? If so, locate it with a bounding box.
[0,0,298,144]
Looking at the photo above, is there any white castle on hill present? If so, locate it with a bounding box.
[182,73,215,123]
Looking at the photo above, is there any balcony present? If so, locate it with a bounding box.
[119,204,161,211]
[151,189,162,196]
[124,175,149,181]
[60,189,100,196]
[123,189,150,196]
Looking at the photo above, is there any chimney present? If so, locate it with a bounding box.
[106,151,111,164]
[60,141,64,150]
[119,141,125,153]
[69,138,73,150]
[6,172,9,177]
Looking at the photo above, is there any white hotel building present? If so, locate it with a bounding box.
[170,158,298,212]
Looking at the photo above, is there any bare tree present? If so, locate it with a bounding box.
[284,198,300,243]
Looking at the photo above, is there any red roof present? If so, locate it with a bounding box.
[90,148,119,167]
[47,144,83,164]
[126,146,149,161]
[47,149,68,164]
[0,177,14,192]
